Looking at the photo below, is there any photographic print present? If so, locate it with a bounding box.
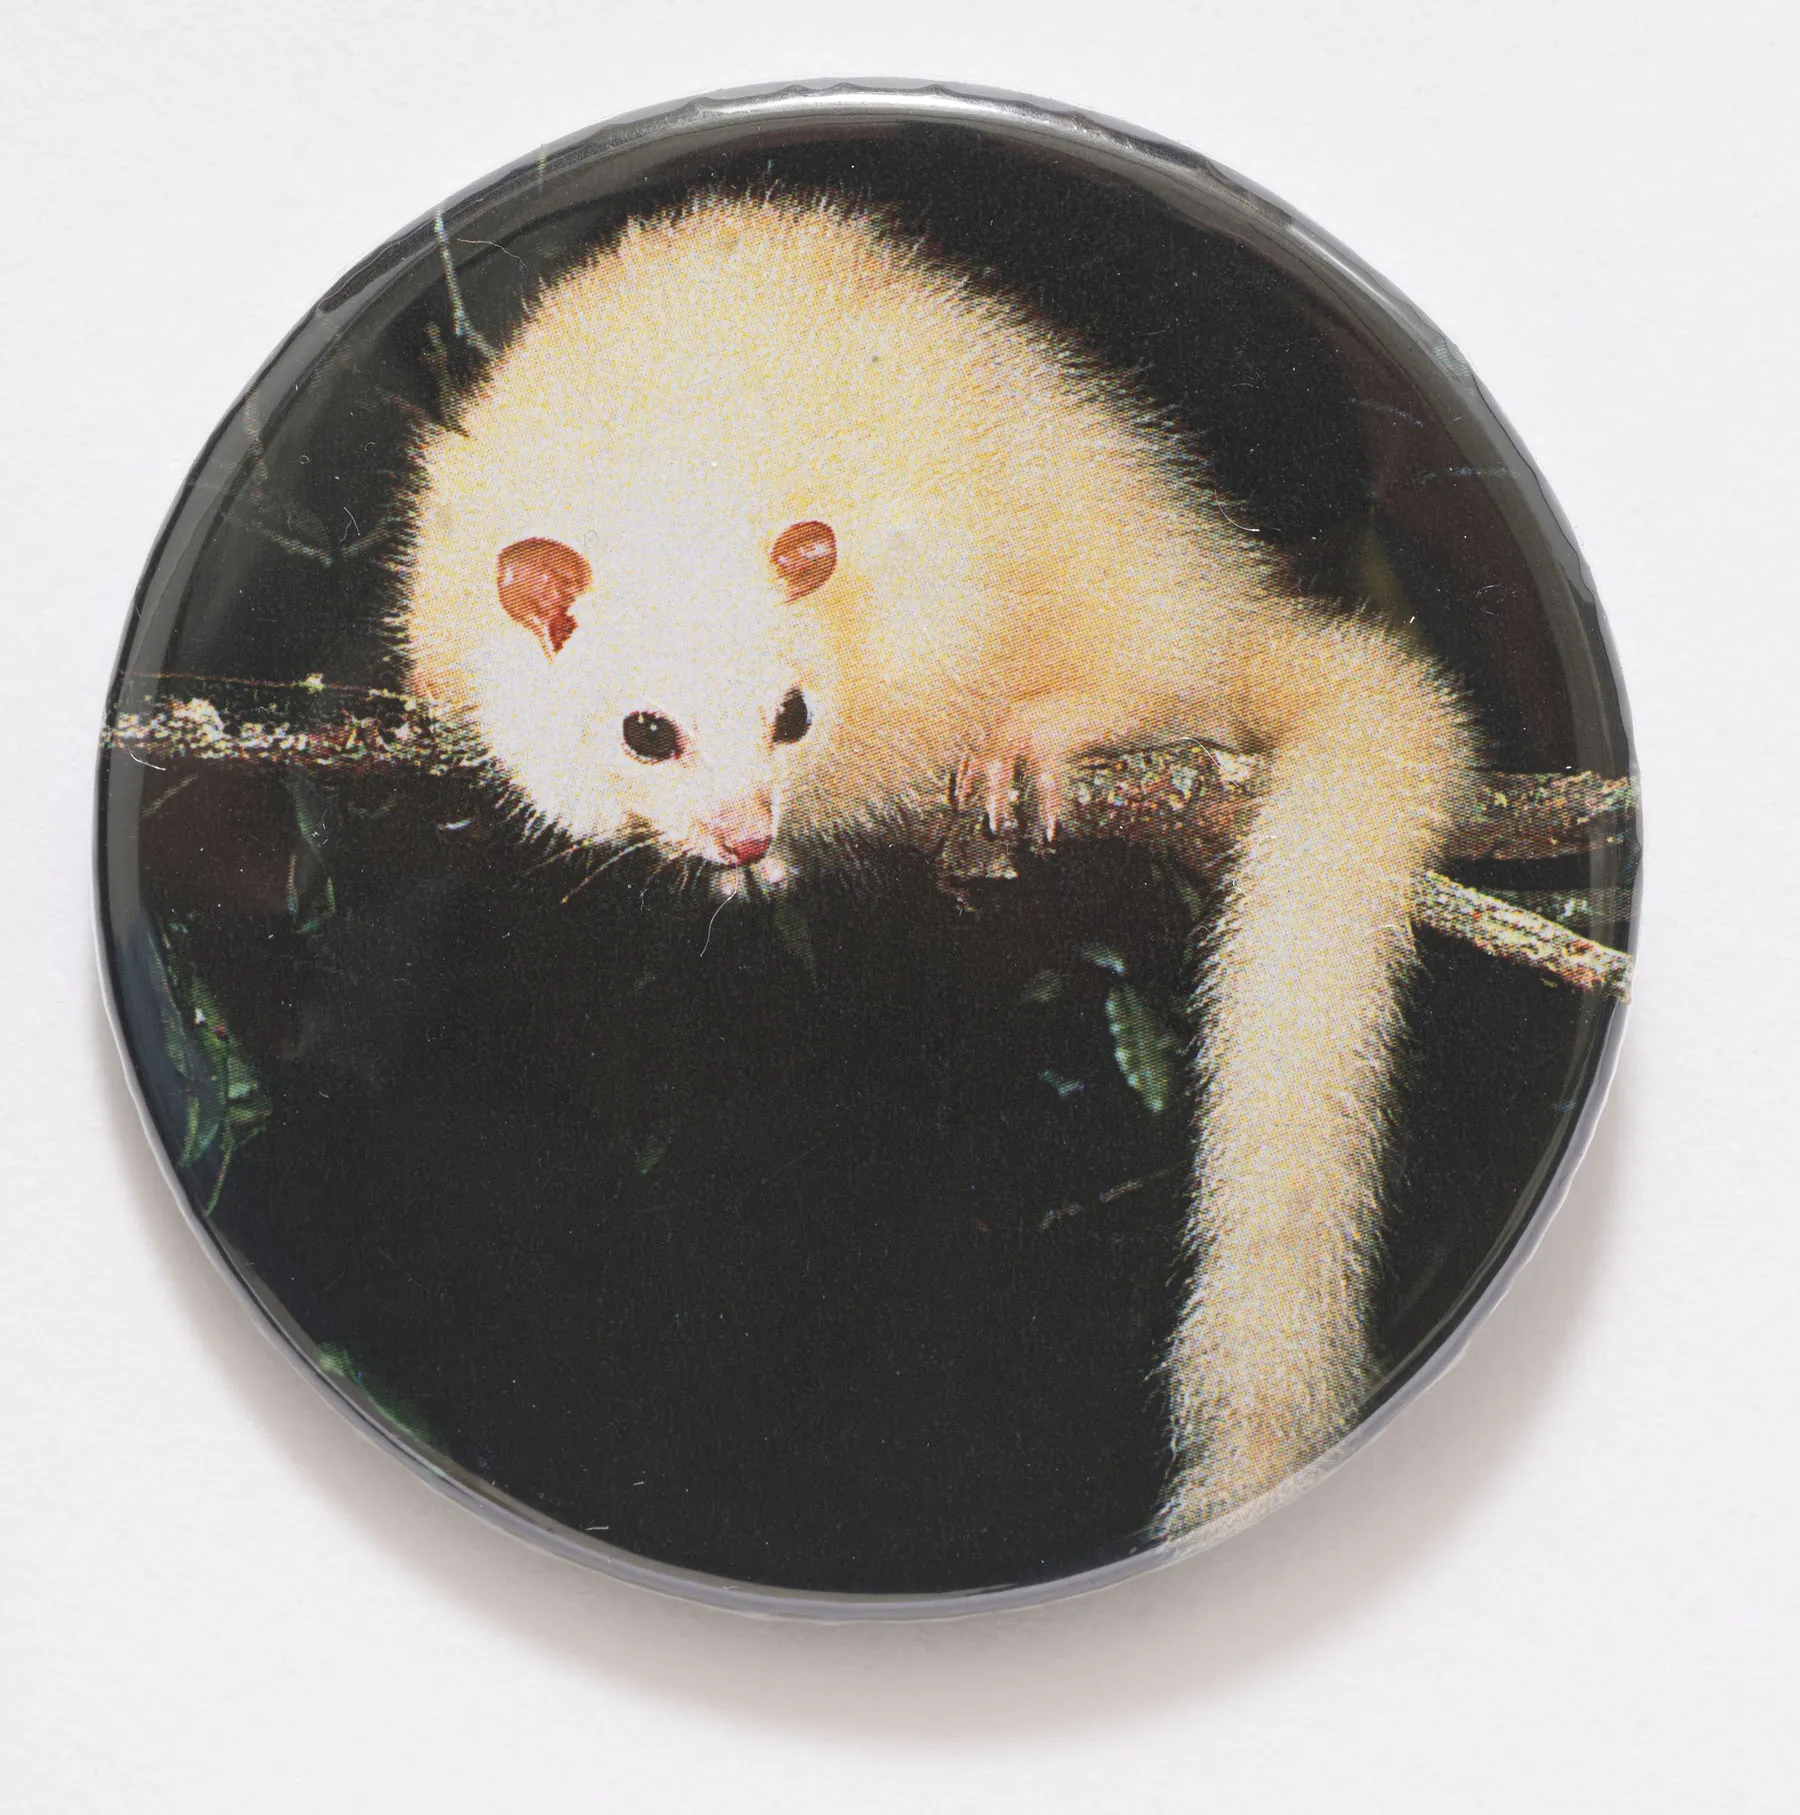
[98,85,1636,1608]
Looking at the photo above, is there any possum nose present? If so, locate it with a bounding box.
[723,832,771,866]
[708,797,773,867]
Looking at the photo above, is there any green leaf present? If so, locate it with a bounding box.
[634,1118,677,1176]
[284,772,339,934]
[1020,968,1065,1004]
[1150,851,1211,924]
[770,899,819,986]
[316,1345,440,1450]
[1104,983,1184,1117]
[145,920,271,1213]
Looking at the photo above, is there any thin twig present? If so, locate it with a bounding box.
[1415,872,1632,999]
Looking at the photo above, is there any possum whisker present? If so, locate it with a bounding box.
[697,894,731,959]
[556,834,658,904]
[521,840,595,877]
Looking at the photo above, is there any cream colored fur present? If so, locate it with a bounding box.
[399,196,1479,1536]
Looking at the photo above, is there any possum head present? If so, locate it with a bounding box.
[405,470,840,884]
[402,195,1015,883]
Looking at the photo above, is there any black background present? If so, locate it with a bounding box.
[102,110,1632,1596]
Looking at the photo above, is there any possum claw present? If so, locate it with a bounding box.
[987,761,1026,837]
[954,750,1023,836]
[958,717,1075,842]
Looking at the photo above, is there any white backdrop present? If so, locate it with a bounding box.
[3,3,1795,1808]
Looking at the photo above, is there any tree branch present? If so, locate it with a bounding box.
[1413,872,1631,998]
[105,688,1637,1000]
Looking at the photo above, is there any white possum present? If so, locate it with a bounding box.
[399,195,1479,1536]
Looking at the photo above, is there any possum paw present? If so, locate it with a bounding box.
[954,745,1046,839]
[955,698,1103,841]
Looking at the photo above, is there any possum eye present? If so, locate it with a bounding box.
[770,521,836,598]
[772,689,811,744]
[622,711,683,762]
[497,538,591,658]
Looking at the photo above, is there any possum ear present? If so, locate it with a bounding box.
[770,521,836,598]
[497,538,591,658]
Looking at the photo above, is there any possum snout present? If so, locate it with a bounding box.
[702,793,774,867]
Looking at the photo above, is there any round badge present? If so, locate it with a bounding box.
[98,82,1637,1612]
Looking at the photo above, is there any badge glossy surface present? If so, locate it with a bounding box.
[98,83,1637,1613]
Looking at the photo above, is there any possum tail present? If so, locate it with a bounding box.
[1159,621,1478,1538]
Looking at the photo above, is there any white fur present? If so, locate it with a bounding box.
[399,196,1479,1536]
